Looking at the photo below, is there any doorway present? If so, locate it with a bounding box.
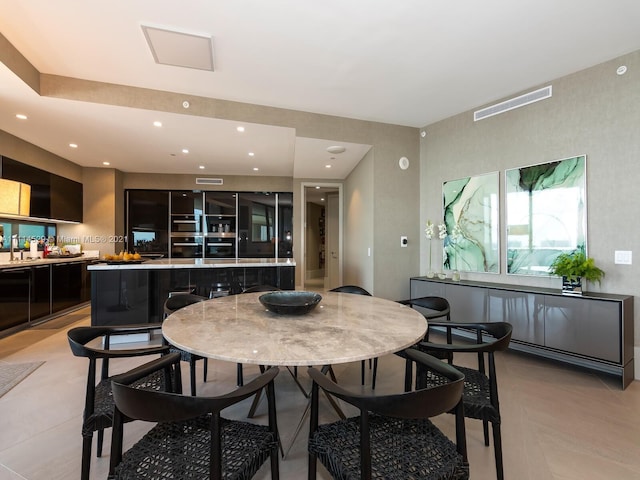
[302,183,342,291]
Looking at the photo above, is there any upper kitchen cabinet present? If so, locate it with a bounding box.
[238,192,292,258]
[126,190,169,256]
[1,156,83,223]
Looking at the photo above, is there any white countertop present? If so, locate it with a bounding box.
[162,291,426,367]
[0,254,99,269]
[87,257,296,270]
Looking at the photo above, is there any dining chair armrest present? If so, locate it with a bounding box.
[418,340,490,354]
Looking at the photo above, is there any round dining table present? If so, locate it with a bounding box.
[162,291,427,367]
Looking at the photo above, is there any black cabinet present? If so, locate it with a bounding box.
[126,190,169,255]
[92,270,150,325]
[410,276,634,388]
[0,267,30,330]
[1,156,83,222]
[238,192,276,258]
[30,264,51,321]
[50,174,83,222]
[52,262,83,313]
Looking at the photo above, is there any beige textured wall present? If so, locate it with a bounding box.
[0,130,82,182]
[421,50,640,343]
[58,168,120,255]
[344,148,375,294]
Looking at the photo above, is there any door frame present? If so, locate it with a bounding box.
[300,182,343,289]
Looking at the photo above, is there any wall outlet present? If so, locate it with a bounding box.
[614,250,632,265]
[400,236,408,247]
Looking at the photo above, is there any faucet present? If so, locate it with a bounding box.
[10,234,17,262]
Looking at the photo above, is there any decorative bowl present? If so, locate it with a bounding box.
[259,291,322,315]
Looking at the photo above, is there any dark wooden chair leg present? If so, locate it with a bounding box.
[360,360,366,385]
[483,419,490,446]
[371,358,378,390]
[96,429,104,456]
[493,422,504,480]
[189,358,197,396]
[81,435,92,480]
[203,358,208,382]
[237,363,244,386]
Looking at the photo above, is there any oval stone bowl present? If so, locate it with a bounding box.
[259,291,322,315]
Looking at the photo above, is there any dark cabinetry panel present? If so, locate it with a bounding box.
[91,270,150,326]
[52,262,83,313]
[30,265,51,320]
[93,266,295,325]
[0,267,30,330]
[126,190,169,256]
[1,157,83,222]
[410,277,634,388]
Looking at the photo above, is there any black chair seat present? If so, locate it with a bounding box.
[309,414,469,480]
[424,365,499,424]
[113,415,277,480]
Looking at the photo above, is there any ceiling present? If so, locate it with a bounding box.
[1,1,639,179]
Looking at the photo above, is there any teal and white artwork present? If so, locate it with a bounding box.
[442,172,499,273]
[505,155,586,275]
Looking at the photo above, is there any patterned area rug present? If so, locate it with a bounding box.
[0,361,44,398]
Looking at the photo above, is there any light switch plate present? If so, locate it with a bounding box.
[614,250,632,265]
[400,236,408,247]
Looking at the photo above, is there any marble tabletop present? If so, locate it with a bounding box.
[162,291,427,367]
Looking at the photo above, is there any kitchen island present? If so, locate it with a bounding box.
[88,258,296,326]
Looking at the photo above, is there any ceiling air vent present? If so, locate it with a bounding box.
[196,178,223,185]
[474,85,552,121]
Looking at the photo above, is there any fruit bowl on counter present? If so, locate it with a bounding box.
[102,252,146,264]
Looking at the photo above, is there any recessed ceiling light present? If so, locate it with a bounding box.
[102,161,110,166]
[325,164,332,168]
[321,198,325,202]
[617,65,627,75]
[153,121,162,127]
[16,114,27,120]
[237,126,245,132]
[199,165,205,169]
[248,152,255,157]
[69,143,78,148]
[315,186,320,189]
[253,167,259,171]
[182,148,189,154]
[327,145,346,154]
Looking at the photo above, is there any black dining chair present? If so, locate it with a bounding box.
[67,324,173,480]
[328,285,378,388]
[109,354,281,480]
[163,292,208,395]
[416,321,513,480]
[397,295,453,361]
[308,347,469,480]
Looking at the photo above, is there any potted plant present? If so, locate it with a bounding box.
[548,249,604,295]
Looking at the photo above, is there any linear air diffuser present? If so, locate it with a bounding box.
[196,178,223,185]
[474,85,552,121]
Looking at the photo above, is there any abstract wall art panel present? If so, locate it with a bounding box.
[505,155,586,275]
[443,171,499,273]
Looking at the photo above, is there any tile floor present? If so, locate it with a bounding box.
[1,305,640,479]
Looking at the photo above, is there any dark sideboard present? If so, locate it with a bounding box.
[410,276,634,389]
